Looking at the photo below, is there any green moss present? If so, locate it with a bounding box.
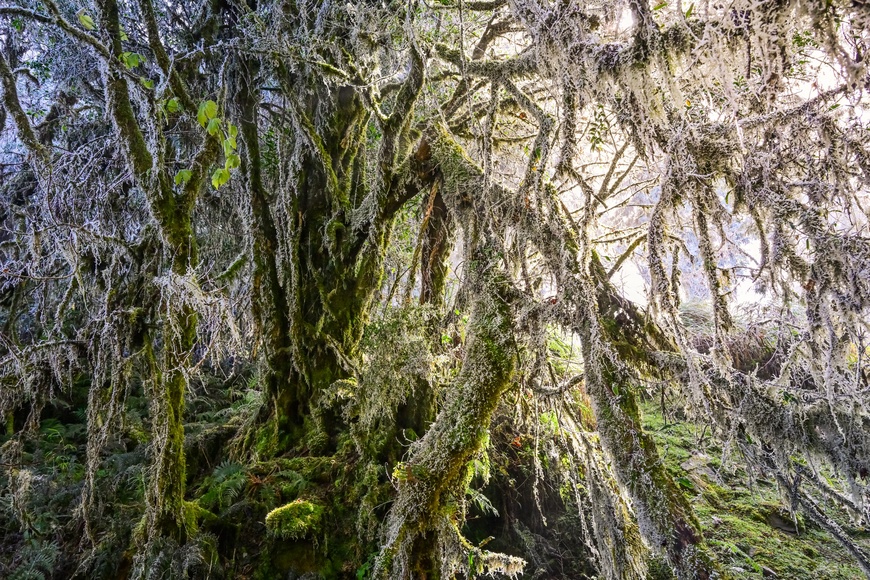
[254,418,280,457]
[641,402,868,579]
[266,541,320,577]
[265,499,325,540]
[647,554,675,580]
[183,499,217,536]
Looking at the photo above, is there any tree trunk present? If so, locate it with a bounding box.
[95,0,219,544]
[579,258,717,579]
[230,14,425,446]
[377,267,523,578]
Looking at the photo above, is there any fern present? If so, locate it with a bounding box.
[8,540,59,580]
[197,461,247,513]
[467,488,500,518]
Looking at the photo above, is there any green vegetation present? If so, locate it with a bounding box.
[643,403,869,578]
[265,500,325,540]
[2,0,870,578]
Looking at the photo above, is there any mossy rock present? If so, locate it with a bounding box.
[265,499,324,540]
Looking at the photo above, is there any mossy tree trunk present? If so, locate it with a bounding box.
[418,182,453,309]
[424,128,719,578]
[232,54,297,447]
[232,16,425,448]
[394,143,453,450]
[581,339,715,579]
[566,256,717,579]
[93,0,219,543]
[376,265,522,578]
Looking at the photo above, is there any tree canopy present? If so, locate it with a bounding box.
[1,0,870,578]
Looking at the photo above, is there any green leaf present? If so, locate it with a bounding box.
[653,1,667,10]
[204,100,218,120]
[166,98,181,114]
[228,124,238,138]
[197,103,208,127]
[212,167,230,189]
[225,154,241,170]
[78,12,96,30]
[676,476,695,491]
[120,27,129,41]
[140,77,154,90]
[121,52,143,69]
[199,100,218,128]
[685,3,694,17]
[174,169,192,185]
[223,137,237,156]
[207,117,223,136]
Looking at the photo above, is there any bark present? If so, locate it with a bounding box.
[234,26,425,448]
[266,71,377,445]
[93,0,218,543]
[0,52,47,163]
[232,55,297,446]
[419,185,453,309]
[376,266,521,578]
[580,338,715,579]
[576,259,717,579]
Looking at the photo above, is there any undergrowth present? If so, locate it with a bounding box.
[642,401,868,579]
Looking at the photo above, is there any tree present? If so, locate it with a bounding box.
[1,0,870,578]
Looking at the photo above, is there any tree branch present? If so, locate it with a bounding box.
[0,52,47,162]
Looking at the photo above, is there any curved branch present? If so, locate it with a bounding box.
[434,42,537,78]
[137,0,197,112]
[40,0,113,61]
[0,52,47,162]
[376,266,521,578]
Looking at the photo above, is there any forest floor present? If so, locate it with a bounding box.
[641,401,869,579]
[2,382,869,579]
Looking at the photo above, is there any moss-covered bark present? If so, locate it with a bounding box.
[232,56,298,448]
[0,52,47,163]
[419,186,453,309]
[579,257,718,579]
[256,73,377,446]
[93,0,219,544]
[423,129,718,578]
[232,22,425,448]
[582,344,716,579]
[144,317,194,542]
[376,267,520,578]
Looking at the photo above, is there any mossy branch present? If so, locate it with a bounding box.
[376,266,521,577]
[137,0,197,112]
[0,52,48,163]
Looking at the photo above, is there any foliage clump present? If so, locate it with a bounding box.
[265,499,325,541]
